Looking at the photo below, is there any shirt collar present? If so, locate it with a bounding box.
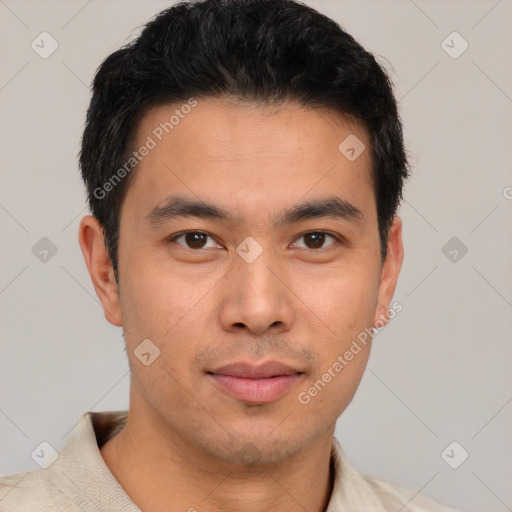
[48,411,139,511]
[52,410,386,511]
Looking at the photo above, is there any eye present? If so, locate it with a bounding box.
[168,230,341,252]
[292,231,339,250]
[168,231,220,250]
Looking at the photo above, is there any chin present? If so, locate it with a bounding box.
[192,423,309,467]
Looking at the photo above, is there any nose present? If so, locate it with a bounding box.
[219,250,295,336]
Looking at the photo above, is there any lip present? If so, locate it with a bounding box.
[207,361,304,404]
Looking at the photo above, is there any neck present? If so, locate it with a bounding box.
[100,409,335,512]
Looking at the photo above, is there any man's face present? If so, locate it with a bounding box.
[107,98,399,465]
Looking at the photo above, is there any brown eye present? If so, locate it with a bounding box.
[294,231,338,250]
[185,232,207,249]
[169,231,218,250]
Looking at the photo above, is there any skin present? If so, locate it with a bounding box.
[78,97,403,512]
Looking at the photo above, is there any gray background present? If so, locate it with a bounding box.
[1,1,511,511]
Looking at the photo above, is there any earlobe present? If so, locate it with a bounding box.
[78,215,123,327]
[374,216,404,327]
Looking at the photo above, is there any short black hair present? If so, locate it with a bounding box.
[79,0,410,283]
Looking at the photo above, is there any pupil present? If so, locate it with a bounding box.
[187,232,206,248]
[307,232,324,249]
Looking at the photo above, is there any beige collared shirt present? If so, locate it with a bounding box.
[0,411,458,511]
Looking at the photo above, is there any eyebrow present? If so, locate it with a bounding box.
[145,194,364,227]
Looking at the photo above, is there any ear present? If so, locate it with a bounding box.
[374,215,404,327]
[78,215,123,327]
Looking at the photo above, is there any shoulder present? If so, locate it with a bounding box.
[329,437,460,512]
[0,469,79,512]
[360,472,460,512]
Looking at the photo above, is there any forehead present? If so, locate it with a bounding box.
[121,97,375,225]
[137,97,370,162]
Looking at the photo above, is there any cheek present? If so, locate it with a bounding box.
[296,290,373,416]
[118,252,218,381]
[299,350,370,419]
[295,263,379,399]
[119,269,207,405]
[119,244,204,331]
[299,262,379,334]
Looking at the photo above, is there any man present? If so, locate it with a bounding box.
[0,0,459,510]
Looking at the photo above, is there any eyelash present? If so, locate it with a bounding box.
[167,230,342,251]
